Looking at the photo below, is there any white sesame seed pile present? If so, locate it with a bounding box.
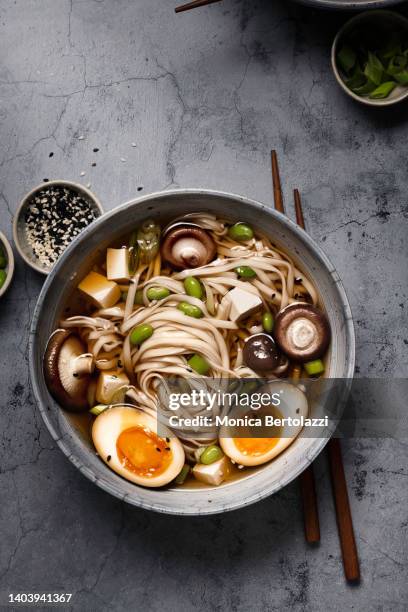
[24,185,97,268]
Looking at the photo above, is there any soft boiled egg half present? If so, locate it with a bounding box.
[92,405,185,487]
[219,381,308,467]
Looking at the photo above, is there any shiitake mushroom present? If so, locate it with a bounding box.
[243,333,289,377]
[273,303,330,362]
[43,329,94,412]
[161,223,216,269]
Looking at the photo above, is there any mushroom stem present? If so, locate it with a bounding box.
[73,353,94,377]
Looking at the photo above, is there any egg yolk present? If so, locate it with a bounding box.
[116,426,173,478]
[233,437,279,457]
[233,407,283,457]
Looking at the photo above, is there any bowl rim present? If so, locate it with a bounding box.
[0,231,15,298]
[13,179,104,275]
[331,9,408,107]
[29,188,356,515]
[296,0,405,9]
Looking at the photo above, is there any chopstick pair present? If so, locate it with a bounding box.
[271,152,305,226]
[175,0,223,13]
[271,151,360,583]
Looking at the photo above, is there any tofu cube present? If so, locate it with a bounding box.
[222,287,262,322]
[95,370,130,404]
[192,456,230,486]
[106,248,130,282]
[78,271,121,309]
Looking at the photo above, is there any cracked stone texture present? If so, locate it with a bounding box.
[1,0,408,610]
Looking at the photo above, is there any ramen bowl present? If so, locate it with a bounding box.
[29,189,355,515]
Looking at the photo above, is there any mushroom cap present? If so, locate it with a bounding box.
[43,329,92,412]
[161,224,216,269]
[243,333,288,376]
[273,303,331,362]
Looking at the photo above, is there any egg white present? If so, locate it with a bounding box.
[92,405,185,487]
[220,382,308,466]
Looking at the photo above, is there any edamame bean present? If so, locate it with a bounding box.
[187,354,210,375]
[200,445,224,465]
[147,286,170,301]
[130,323,154,346]
[90,404,108,416]
[240,380,258,395]
[304,359,325,376]
[0,270,6,289]
[178,302,203,318]
[235,266,256,279]
[184,276,203,299]
[262,311,274,333]
[228,222,254,242]
[175,464,190,485]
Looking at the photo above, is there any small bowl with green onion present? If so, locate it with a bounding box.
[332,10,408,107]
[0,232,15,298]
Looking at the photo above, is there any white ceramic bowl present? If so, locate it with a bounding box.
[13,180,104,275]
[29,190,355,515]
[0,232,15,298]
[332,11,408,107]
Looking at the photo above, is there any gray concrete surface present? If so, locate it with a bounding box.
[1,0,407,610]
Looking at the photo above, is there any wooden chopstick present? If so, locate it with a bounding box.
[292,363,321,544]
[299,463,321,543]
[291,188,321,544]
[175,0,222,13]
[294,188,305,229]
[271,150,285,213]
[293,186,360,581]
[328,438,360,582]
[271,151,320,544]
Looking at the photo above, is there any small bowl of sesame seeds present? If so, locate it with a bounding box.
[13,180,104,275]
